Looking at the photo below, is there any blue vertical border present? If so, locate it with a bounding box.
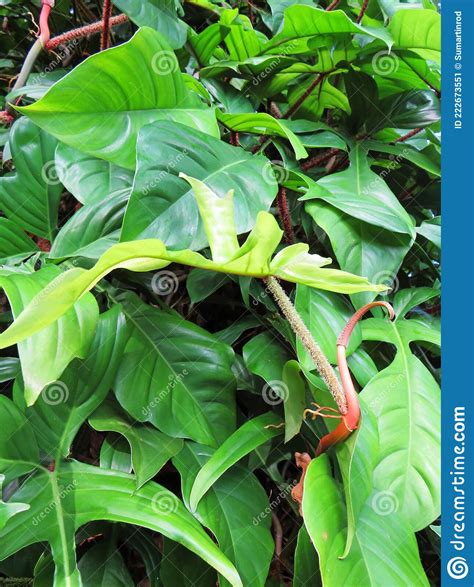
[442,0,474,584]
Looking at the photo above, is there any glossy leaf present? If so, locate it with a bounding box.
[389,9,440,57]
[114,293,236,447]
[90,398,184,489]
[0,218,38,265]
[0,118,61,240]
[282,360,306,442]
[0,265,99,405]
[175,443,274,587]
[121,121,277,249]
[0,461,243,587]
[189,412,283,511]
[18,28,219,169]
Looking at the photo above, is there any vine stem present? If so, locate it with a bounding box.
[46,14,128,50]
[284,73,325,119]
[263,276,347,413]
[393,127,423,143]
[356,0,369,23]
[100,0,113,50]
[276,187,294,244]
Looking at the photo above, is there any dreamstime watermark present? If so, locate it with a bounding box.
[40,38,80,78]
[151,270,179,296]
[41,381,69,405]
[372,270,400,295]
[141,148,188,196]
[41,160,66,186]
[251,41,298,87]
[32,480,77,526]
[141,370,189,417]
[151,490,179,514]
[151,50,179,75]
[262,380,289,406]
[252,481,297,525]
[371,490,399,516]
[361,148,409,196]
[262,160,290,185]
[371,50,399,76]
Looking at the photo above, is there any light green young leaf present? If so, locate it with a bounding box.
[0,266,98,405]
[17,28,219,169]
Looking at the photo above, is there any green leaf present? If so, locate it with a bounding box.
[295,285,361,367]
[189,412,283,511]
[0,357,20,383]
[90,398,184,489]
[417,217,441,248]
[305,200,413,307]
[78,539,134,587]
[263,6,393,54]
[282,360,306,442]
[0,396,39,481]
[0,265,99,405]
[0,218,38,265]
[0,474,29,530]
[389,9,440,58]
[112,0,188,49]
[243,332,291,387]
[392,287,439,318]
[220,9,262,60]
[361,317,440,531]
[17,28,219,169]
[161,538,216,586]
[217,111,308,159]
[365,140,440,176]
[121,121,277,249]
[114,293,236,447]
[189,23,231,66]
[302,456,428,585]
[55,143,133,205]
[301,146,416,237]
[0,118,61,240]
[15,306,129,458]
[293,525,321,587]
[287,76,350,121]
[175,443,274,587]
[379,90,440,129]
[0,461,243,587]
[100,435,132,473]
[186,269,229,304]
[50,190,129,259]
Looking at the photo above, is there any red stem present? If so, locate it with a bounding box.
[356,0,369,23]
[277,187,294,243]
[100,0,113,50]
[46,14,128,50]
[326,0,341,10]
[229,131,240,146]
[393,127,423,143]
[284,74,325,118]
[315,301,395,456]
[300,148,339,171]
[39,0,54,45]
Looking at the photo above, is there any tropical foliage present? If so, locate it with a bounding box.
[0,0,440,585]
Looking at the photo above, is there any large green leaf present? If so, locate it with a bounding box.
[361,315,440,531]
[0,460,243,587]
[0,118,61,240]
[389,9,440,59]
[55,143,133,205]
[306,200,413,307]
[121,121,277,249]
[262,6,393,54]
[17,28,219,169]
[114,293,236,447]
[301,147,416,237]
[14,306,128,459]
[90,398,184,489]
[175,443,274,587]
[78,538,134,587]
[189,413,283,511]
[50,190,129,259]
[302,456,428,585]
[0,265,98,405]
[0,475,29,531]
[113,0,188,49]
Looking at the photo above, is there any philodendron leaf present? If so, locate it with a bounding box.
[360,315,441,531]
[112,0,188,49]
[0,178,386,352]
[0,460,243,587]
[14,305,129,459]
[17,28,219,169]
[301,146,416,237]
[0,475,29,531]
[262,5,393,54]
[0,118,62,240]
[189,412,283,511]
[121,121,278,250]
[217,111,308,159]
[90,398,184,489]
[55,143,134,206]
[302,456,428,586]
[388,9,440,58]
[175,443,274,587]
[0,218,39,265]
[0,265,99,405]
[114,293,236,447]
